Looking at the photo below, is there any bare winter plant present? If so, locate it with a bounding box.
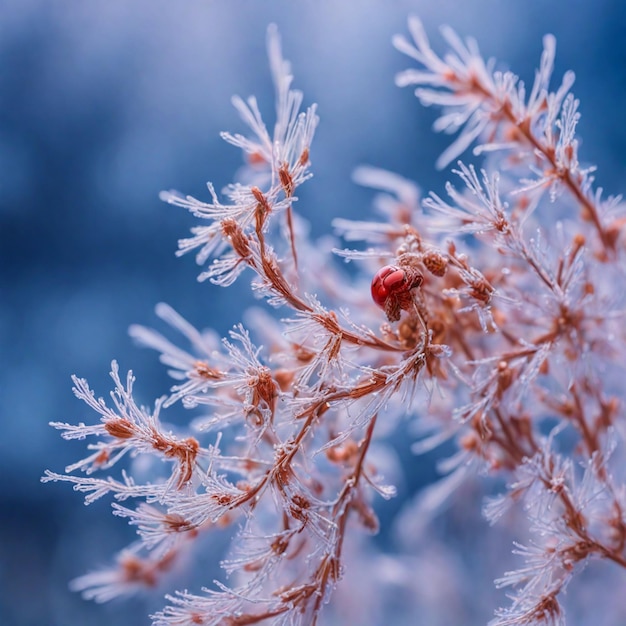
[44,17,626,626]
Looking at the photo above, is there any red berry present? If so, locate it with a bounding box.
[371,266,407,307]
[371,265,423,320]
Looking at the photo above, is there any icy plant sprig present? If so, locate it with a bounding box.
[44,16,626,626]
[43,25,445,626]
[394,16,626,258]
[388,16,626,624]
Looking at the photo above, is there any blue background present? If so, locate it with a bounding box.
[1,1,625,624]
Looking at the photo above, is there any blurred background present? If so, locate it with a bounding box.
[1,1,625,624]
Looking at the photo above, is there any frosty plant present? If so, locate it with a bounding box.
[44,17,626,626]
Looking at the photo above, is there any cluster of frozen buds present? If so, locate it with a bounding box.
[44,16,626,626]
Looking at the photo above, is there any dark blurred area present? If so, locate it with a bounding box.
[1,1,625,624]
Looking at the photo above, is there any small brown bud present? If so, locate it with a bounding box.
[422,251,448,277]
[278,163,294,197]
[105,418,135,439]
